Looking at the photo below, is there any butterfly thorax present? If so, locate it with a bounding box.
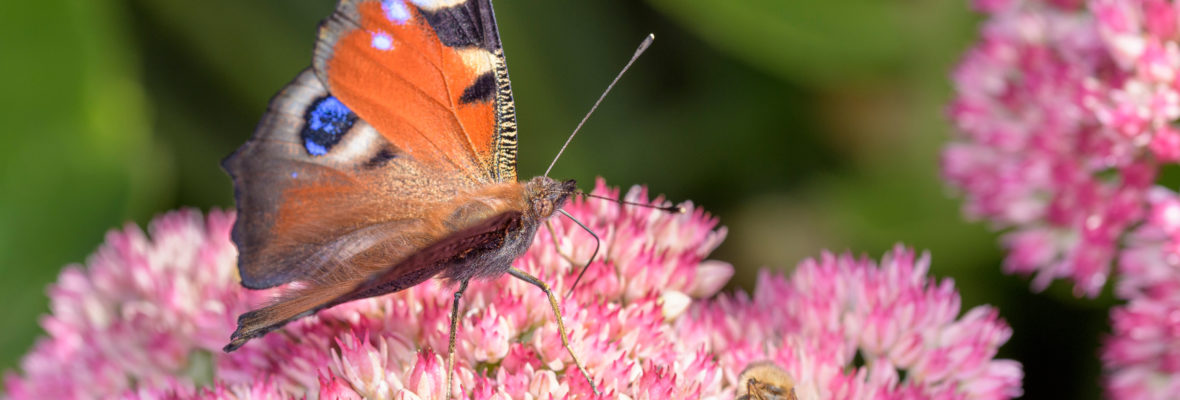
[434,176,574,282]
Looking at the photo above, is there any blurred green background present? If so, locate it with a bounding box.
[0,0,1114,398]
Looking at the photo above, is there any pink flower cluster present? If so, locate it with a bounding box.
[678,247,1023,400]
[945,0,1180,396]
[1105,188,1180,399]
[3,180,1022,399]
[2,209,273,399]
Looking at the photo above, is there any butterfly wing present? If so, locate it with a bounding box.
[313,0,519,183]
[224,210,525,351]
[223,69,478,290]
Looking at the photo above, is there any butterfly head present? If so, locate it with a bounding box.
[524,176,576,220]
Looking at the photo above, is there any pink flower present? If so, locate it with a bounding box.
[946,0,1180,396]
[3,209,270,399]
[1106,187,1180,399]
[3,181,1021,399]
[944,0,1165,297]
[1104,291,1180,400]
[677,246,1023,400]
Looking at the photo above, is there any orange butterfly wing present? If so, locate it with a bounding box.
[225,0,521,290]
[313,0,519,183]
[223,69,479,290]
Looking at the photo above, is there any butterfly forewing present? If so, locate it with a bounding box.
[313,0,519,183]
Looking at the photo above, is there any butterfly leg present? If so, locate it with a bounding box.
[507,267,599,395]
[544,220,582,265]
[545,215,603,299]
[446,278,470,399]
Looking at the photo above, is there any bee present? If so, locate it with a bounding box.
[736,361,799,400]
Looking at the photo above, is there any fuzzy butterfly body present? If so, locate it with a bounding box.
[221,0,579,369]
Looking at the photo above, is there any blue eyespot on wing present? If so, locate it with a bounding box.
[223,69,403,289]
[301,96,358,156]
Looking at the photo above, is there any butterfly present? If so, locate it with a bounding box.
[220,0,597,395]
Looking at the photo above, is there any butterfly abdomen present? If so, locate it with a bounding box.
[438,209,535,282]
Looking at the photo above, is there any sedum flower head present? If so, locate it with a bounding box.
[1106,187,1180,400]
[4,180,1021,399]
[944,0,1163,297]
[677,246,1022,400]
[946,0,1180,396]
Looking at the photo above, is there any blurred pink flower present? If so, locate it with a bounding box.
[1106,187,1180,399]
[944,0,1163,297]
[3,180,1021,399]
[946,0,1180,396]
[1104,289,1180,400]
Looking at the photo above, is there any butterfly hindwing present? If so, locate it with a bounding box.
[313,0,519,183]
[222,69,478,290]
[224,209,526,351]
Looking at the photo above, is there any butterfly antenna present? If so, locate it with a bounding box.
[544,33,656,177]
[558,209,601,298]
[577,190,685,214]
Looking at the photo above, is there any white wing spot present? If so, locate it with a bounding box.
[457,48,494,75]
[382,0,411,24]
[371,31,394,51]
[409,0,466,12]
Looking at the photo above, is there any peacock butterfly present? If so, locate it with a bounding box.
[220,0,601,395]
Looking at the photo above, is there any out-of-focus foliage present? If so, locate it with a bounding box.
[0,0,168,382]
[648,0,908,84]
[0,0,1107,398]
